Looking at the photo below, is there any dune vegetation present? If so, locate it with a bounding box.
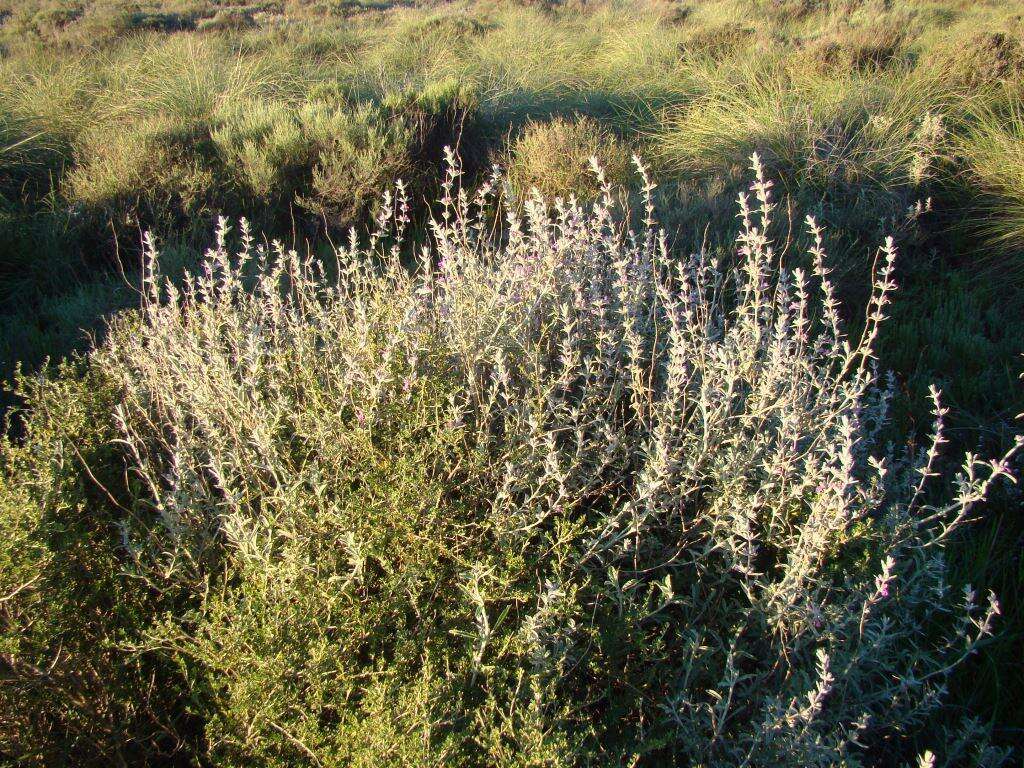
[2,0,1024,765]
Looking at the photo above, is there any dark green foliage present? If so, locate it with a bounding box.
[0,361,198,766]
[880,270,1024,438]
[879,268,1024,743]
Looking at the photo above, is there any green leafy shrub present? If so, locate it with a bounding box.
[61,70,478,244]
[211,98,321,205]
[299,81,478,229]
[0,360,197,766]
[299,101,418,229]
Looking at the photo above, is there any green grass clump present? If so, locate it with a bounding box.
[65,115,218,241]
[959,94,1024,260]
[506,114,631,201]
[796,18,908,74]
[196,6,258,32]
[655,64,948,192]
[919,27,1024,90]
[0,114,63,203]
[652,61,957,290]
[107,35,306,124]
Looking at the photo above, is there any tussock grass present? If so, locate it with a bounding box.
[654,63,952,192]
[959,92,1024,259]
[105,35,309,122]
[66,114,215,217]
[505,114,631,201]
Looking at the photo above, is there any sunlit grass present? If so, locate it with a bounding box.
[960,89,1024,259]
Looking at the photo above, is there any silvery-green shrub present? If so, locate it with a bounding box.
[100,152,1021,766]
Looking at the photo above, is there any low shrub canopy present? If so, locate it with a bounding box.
[2,156,1019,766]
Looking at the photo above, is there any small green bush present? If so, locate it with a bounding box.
[212,98,320,205]
[300,102,418,228]
[298,82,478,229]
[506,115,631,201]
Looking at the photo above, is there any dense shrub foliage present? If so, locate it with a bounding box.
[2,157,1019,765]
[0,363,196,764]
